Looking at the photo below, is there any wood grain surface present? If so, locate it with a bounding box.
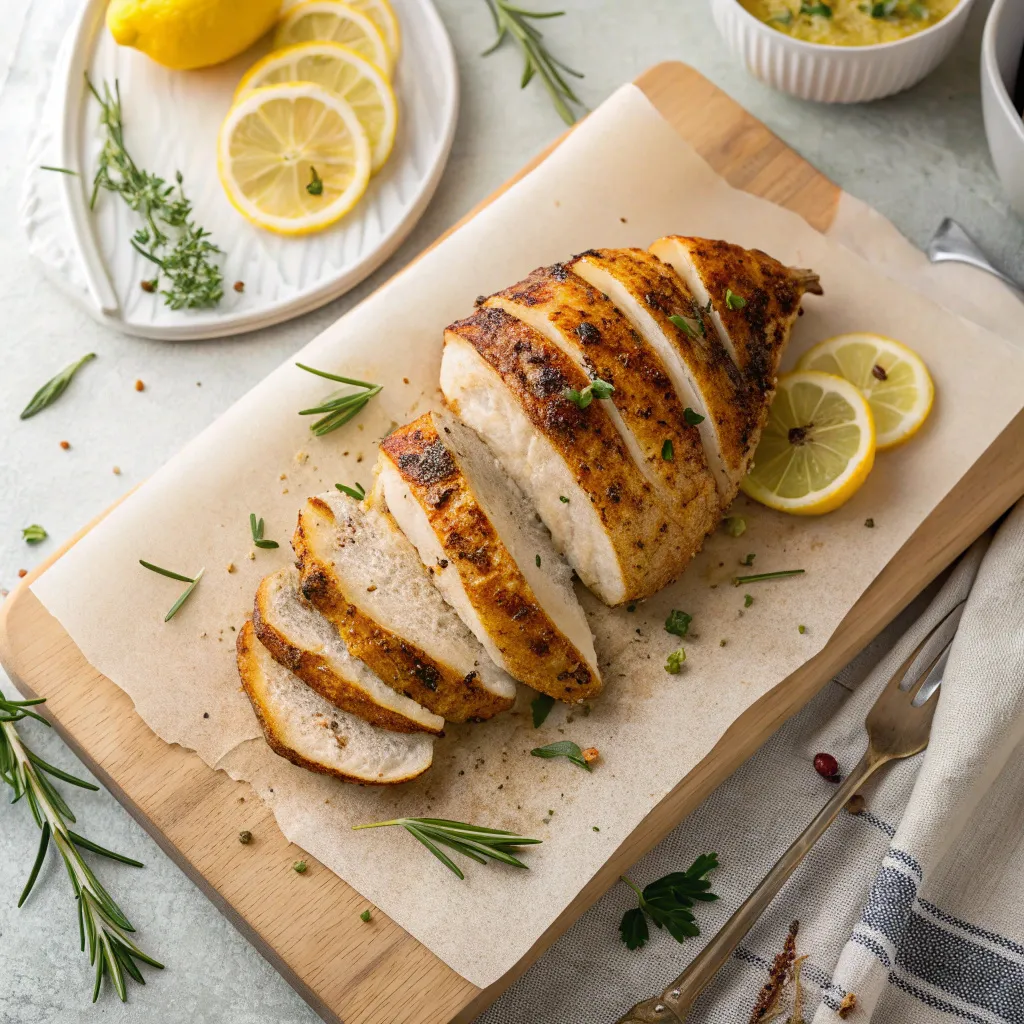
[3,62,1021,1024]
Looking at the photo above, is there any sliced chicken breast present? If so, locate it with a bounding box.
[440,305,695,605]
[254,567,444,735]
[378,409,601,703]
[237,621,434,784]
[569,247,761,504]
[486,263,719,551]
[649,236,822,397]
[293,491,516,722]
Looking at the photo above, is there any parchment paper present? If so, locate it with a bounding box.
[31,85,1024,989]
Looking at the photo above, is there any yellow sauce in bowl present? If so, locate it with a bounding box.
[739,0,959,45]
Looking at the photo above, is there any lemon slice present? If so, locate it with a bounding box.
[274,1,393,77]
[796,333,934,450]
[218,82,372,236]
[281,0,400,59]
[740,370,876,515]
[237,43,397,172]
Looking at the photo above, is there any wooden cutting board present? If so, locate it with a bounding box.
[3,62,1023,1024]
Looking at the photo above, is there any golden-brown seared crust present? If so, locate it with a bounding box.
[488,264,714,513]
[292,498,512,722]
[252,575,441,735]
[236,622,430,785]
[651,236,822,398]
[444,306,693,602]
[381,414,602,702]
[569,247,762,483]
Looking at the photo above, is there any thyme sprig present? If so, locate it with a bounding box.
[296,363,383,436]
[481,0,585,125]
[0,688,162,1000]
[353,817,541,880]
[87,77,223,311]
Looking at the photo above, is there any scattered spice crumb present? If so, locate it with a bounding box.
[18,569,28,578]
[247,551,255,561]
[845,793,866,815]
[239,830,253,844]
[620,216,627,223]
[200,631,208,639]
[295,450,310,465]
[626,603,636,613]
[112,466,121,475]
[203,712,209,719]
[864,518,875,529]
[838,992,857,1018]
[226,562,236,573]
[134,379,145,392]
[292,860,308,874]
[59,440,70,450]
[233,280,245,293]
[279,473,287,481]
[366,584,377,592]
[581,747,600,765]
[140,279,156,293]
[720,638,727,647]
[747,920,798,1023]
[360,908,372,923]
[402,377,409,384]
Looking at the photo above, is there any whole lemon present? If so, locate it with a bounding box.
[107,0,282,71]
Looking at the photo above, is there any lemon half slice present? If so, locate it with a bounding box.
[281,0,400,59]
[274,1,393,77]
[236,43,397,172]
[796,333,934,450]
[218,82,371,236]
[740,370,876,515]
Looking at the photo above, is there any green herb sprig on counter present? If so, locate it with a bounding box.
[87,78,223,311]
[665,648,686,674]
[664,610,692,638]
[139,560,205,621]
[531,739,592,771]
[353,817,541,880]
[22,525,48,545]
[563,377,614,410]
[336,482,366,501]
[619,853,719,950]
[20,353,96,420]
[481,0,585,125]
[296,363,383,436]
[0,688,162,1001]
[249,513,279,550]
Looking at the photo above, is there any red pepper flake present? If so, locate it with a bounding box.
[59,440,70,450]
[134,379,145,392]
[18,569,28,578]
[233,281,245,293]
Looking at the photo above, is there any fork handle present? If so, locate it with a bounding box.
[616,751,886,1024]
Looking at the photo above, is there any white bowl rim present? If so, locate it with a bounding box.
[981,0,1024,146]
[726,0,973,55]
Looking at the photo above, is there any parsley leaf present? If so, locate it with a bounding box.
[744,594,754,608]
[683,407,705,426]
[665,648,686,674]
[662,438,674,462]
[563,377,614,409]
[665,610,691,638]
[531,693,556,728]
[619,854,719,950]
[667,313,698,338]
[725,288,747,310]
[530,740,592,772]
[740,552,756,567]
[22,525,48,544]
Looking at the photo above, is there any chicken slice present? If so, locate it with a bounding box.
[486,264,719,549]
[569,247,761,504]
[378,409,601,703]
[237,621,434,784]
[293,492,516,722]
[254,567,444,734]
[440,305,694,605]
[649,235,822,396]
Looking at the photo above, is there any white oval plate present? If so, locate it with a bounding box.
[22,0,458,340]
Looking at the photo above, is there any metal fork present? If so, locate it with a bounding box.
[616,600,965,1024]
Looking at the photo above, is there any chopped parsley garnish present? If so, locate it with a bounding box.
[559,495,570,503]
[535,554,541,567]
[723,516,746,538]
[563,377,614,409]
[725,288,747,310]
[662,439,674,462]
[800,1,833,14]
[665,648,686,674]
[744,594,754,608]
[798,624,807,634]
[664,610,692,638]
[668,313,698,338]
[22,525,48,544]
[683,407,705,426]
[740,553,756,567]
[531,740,592,772]
[360,908,372,922]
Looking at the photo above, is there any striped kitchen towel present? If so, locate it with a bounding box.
[480,499,1024,1024]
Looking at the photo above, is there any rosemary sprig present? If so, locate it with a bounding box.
[296,363,383,436]
[481,0,585,125]
[0,688,162,1000]
[353,817,541,880]
[249,513,279,550]
[335,482,366,501]
[732,569,805,586]
[20,353,96,419]
[139,560,205,620]
[87,77,223,311]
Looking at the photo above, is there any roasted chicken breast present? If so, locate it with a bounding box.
[379,409,601,702]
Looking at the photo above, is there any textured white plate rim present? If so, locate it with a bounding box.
[726,0,971,54]
[982,0,1024,146]
[51,0,459,342]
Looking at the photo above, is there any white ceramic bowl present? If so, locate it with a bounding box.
[981,0,1024,216]
[711,0,976,103]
